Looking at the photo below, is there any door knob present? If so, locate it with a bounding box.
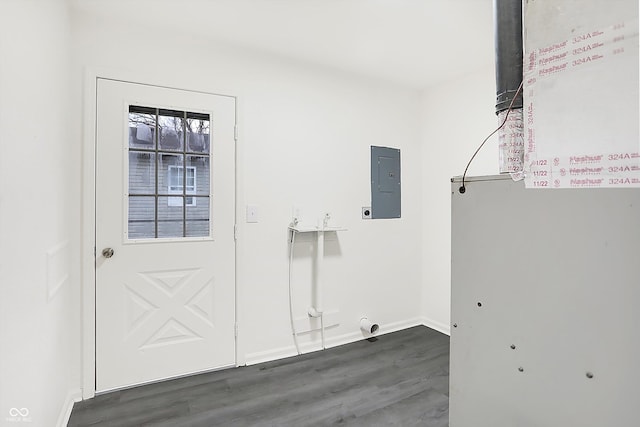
[102,248,114,258]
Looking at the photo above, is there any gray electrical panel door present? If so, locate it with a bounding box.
[371,146,400,219]
[450,174,640,427]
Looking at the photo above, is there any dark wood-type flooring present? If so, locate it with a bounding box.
[69,326,449,426]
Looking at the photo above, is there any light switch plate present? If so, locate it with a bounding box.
[246,205,259,223]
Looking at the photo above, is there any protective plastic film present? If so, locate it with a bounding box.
[498,109,524,175]
[523,1,639,189]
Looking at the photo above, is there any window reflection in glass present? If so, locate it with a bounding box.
[128,196,155,239]
[158,196,184,238]
[128,152,155,194]
[129,106,156,149]
[186,113,210,154]
[158,110,184,152]
[186,197,210,237]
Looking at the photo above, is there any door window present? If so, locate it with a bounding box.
[127,105,210,239]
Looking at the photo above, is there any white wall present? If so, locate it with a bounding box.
[0,1,82,426]
[420,65,499,332]
[71,10,424,368]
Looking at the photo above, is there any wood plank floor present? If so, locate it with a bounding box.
[69,326,449,426]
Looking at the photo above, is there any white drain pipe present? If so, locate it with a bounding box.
[288,227,300,355]
[360,317,379,335]
[307,226,324,318]
[308,213,330,349]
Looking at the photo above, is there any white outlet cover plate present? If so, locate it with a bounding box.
[362,207,372,219]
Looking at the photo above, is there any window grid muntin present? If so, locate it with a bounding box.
[128,105,210,239]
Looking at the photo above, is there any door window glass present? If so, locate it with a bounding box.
[128,105,210,239]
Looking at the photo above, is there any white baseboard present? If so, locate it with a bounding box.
[245,345,300,366]
[420,316,451,336]
[57,388,82,427]
[244,317,425,366]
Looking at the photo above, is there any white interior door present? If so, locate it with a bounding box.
[95,79,236,392]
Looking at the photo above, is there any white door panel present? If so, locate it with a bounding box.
[96,79,235,392]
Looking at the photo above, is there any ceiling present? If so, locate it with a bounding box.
[71,0,495,90]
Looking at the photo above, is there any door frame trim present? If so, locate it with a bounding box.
[81,68,242,399]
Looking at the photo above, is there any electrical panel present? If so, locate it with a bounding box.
[370,146,401,219]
